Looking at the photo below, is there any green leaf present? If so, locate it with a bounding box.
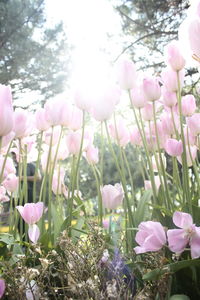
[0,233,15,245]
[134,190,152,227]
[143,259,200,281]
[51,203,64,240]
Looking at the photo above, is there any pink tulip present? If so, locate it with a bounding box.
[92,85,121,122]
[0,156,16,181]
[142,77,161,102]
[109,118,130,147]
[165,40,185,71]
[177,145,197,167]
[16,202,44,225]
[67,106,83,131]
[165,139,183,157]
[13,109,33,138]
[144,176,161,193]
[134,221,166,254]
[184,127,196,146]
[161,112,180,136]
[74,87,92,112]
[35,108,50,131]
[188,18,200,59]
[167,211,200,258]
[44,126,61,146]
[161,68,185,92]
[130,127,141,146]
[101,183,124,210]
[52,168,66,195]
[141,103,153,121]
[85,145,99,164]
[0,84,14,137]
[0,279,5,299]
[16,202,44,243]
[181,95,196,116]
[130,86,148,109]
[186,113,200,136]
[116,58,137,90]
[161,88,177,107]
[44,98,65,126]
[66,130,82,155]
[3,173,18,192]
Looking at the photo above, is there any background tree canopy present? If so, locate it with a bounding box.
[114,0,190,71]
[0,0,70,104]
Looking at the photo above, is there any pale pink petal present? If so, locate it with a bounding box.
[28,224,40,243]
[190,227,200,259]
[167,229,188,253]
[134,246,147,254]
[0,279,5,298]
[173,211,193,228]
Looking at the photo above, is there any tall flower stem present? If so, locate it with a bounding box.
[91,164,103,226]
[104,120,134,252]
[128,90,158,204]
[33,131,43,203]
[67,111,86,236]
[176,72,191,212]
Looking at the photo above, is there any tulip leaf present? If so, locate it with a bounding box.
[143,259,200,281]
[134,190,152,226]
[51,203,64,240]
[0,233,15,245]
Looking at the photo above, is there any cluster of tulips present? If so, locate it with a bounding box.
[0,1,199,297]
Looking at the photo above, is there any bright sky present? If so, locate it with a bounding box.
[45,0,124,95]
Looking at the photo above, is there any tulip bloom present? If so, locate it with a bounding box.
[161,88,177,107]
[85,145,99,165]
[188,18,200,60]
[3,173,18,192]
[141,103,153,121]
[186,113,200,136]
[35,108,50,132]
[0,279,5,299]
[66,130,82,155]
[165,40,185,71]
[161,68,185,92]
[109,118,130,147]
[130,85,148,109]
[134,221,167,254]
[142,77,161,102]
[165,139,183,157]
[0,84,14,137]
[101,183,124,210]
[0,186,9,203]
[116,58,137,90]
[16,202,44,243]
[167,211,200,259]
[181,95,196,116]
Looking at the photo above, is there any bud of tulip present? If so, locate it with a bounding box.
[0,85,14,137]
[141,103,153,121]
[181,94,196,116]
[101,183,124,210]
[165,138,183,157]
[161,68,185,92]
[35,108,50,131]
[85,145,99,164]
[66,130,82,155]
[116,58,137,90]
[0,279,5,298]
[165,40,185,71]
[161,88,177,107]
[3,173,18,192]
[186,113,200,136]
[143,77,161,102]
[188,18,200,60]
[130,86,148,108]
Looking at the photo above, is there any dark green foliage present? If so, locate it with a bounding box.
[114,0,189,71]
[0,0,70,104]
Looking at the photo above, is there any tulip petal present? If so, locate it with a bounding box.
[0,279,5,298]
[173,211,193,228]
[167,229,188,253]
[28,224,40,243]
[190,227,200,259]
